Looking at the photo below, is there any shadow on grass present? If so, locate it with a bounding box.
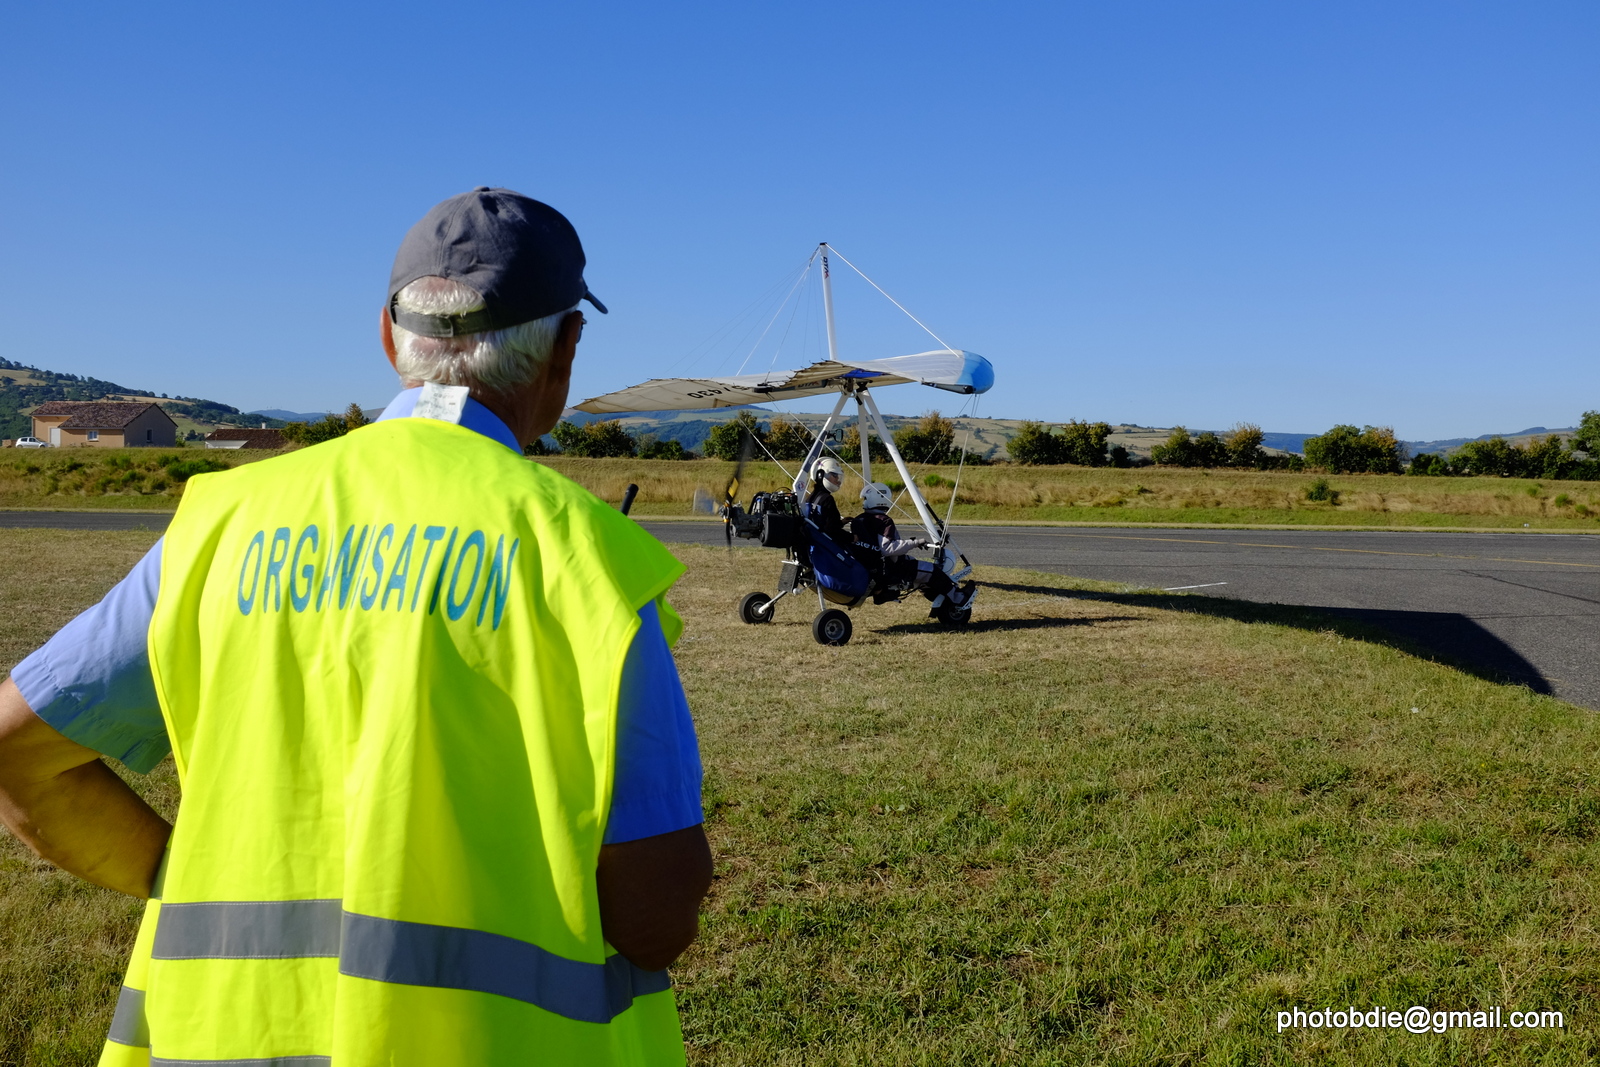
[880,613,1142,635]
[975,580,1557,697]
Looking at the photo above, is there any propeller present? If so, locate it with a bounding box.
[720,427,757,548]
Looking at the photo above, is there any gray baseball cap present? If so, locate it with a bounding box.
[388,187,607,338]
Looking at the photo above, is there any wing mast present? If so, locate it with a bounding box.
[819,243,841,364]
[821,242,876,484]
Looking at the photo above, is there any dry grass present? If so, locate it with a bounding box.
[5,450,1599,530]
[528,460,1600,531]
[4,533,1600,1064]
[0,531,174,1067]
[0,450,255,510]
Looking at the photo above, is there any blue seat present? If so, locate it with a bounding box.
[802,508,872,600]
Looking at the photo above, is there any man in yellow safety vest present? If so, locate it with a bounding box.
[0,188,712,1065]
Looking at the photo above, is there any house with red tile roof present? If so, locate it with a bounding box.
[30,401,177,448]
[204,426,288,450]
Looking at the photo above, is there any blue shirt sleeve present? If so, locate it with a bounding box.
[604,600,706,844]
[9,538,170,773]
[8,539,705,839]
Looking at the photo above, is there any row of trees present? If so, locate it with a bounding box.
[1005,421,1293,470]
[1300,425,1402,474]
[280,403,369,445]
[702,410,967,465]
[1149,424,1303,470]
[278,405,1600,482]
[1007,420,1129,467]
[696,410,976,465]
[1004,413,1600,478]
[536,409,979,465]
[1300,415,1600,478]
[544,419,693,459]
[1410,412,1599,479]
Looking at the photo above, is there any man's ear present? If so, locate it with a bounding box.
[380,305,399,370]
[547,310,583,384]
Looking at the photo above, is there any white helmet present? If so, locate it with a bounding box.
[860,481,893,510]
[814,457,844,493]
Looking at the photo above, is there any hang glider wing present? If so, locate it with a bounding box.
[573,350,993,415]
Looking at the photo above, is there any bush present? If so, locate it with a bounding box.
[1572,410,1600,456]
[1006,420,1110,466]
[1059,420,1112,467]
[1302,425,1403,474]
[839,425,890,464]
[1151,427,1227,468]
[765,416,814,461]
[638,436,692,460]
[281,402,369,447]
[1305,478,1339,504]
[1255,453,1306,472]
[550,419,638,458]
[894,411,956,465]
[1224,423,1264,468]
[1449,436,1523,477]
[1006,421,1061,465]
[703,411,766,462]
[1409,452,1448,476]
[162,454,232,482]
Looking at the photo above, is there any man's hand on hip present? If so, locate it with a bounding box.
[0,677,170,897]
[597,823,714,972]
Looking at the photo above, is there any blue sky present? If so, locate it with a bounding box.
[1,2,1594,439]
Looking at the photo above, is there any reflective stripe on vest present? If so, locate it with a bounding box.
[108,985,149,1046]
[152,1059,329,1067]
[111,420,689,1066]
[149,900,669,1024]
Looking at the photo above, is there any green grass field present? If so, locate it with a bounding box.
[4,449,1600,530]
[3,533,1599,1064]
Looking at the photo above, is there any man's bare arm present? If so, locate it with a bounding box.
[0,677,170,897]
[597,824,713,972]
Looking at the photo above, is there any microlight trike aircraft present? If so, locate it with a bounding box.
[572,243,995,646]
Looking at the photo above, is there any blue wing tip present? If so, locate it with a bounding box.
[960,352,994,394]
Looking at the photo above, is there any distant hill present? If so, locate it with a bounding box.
[6,360,1578,461]
[554,408,1307,461]
[249,408,343,423]
[553,410,1587,463]
[559,405,1016,458]
[1261,432,1312,454]
[0,357,290,441]
[1403,426,1579,457]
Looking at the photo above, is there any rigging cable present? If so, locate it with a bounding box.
[734,259,814,376]
[755,261,815,378]
[822,244,957,353]
[663,256,809,378]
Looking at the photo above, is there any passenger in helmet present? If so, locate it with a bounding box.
[849,482,975,608]
[803,457,851,544]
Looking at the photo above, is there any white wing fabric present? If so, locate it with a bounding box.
[573,350,994,414]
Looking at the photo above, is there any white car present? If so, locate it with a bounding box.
[14,436,48,448]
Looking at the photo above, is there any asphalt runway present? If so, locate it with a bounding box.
[637,521,1600,711]
[0,510,174,531]
[4,512,1595,709]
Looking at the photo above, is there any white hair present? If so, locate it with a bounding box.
[391,276,578,394]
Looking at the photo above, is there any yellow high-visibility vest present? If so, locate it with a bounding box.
[99,416,688,1066]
